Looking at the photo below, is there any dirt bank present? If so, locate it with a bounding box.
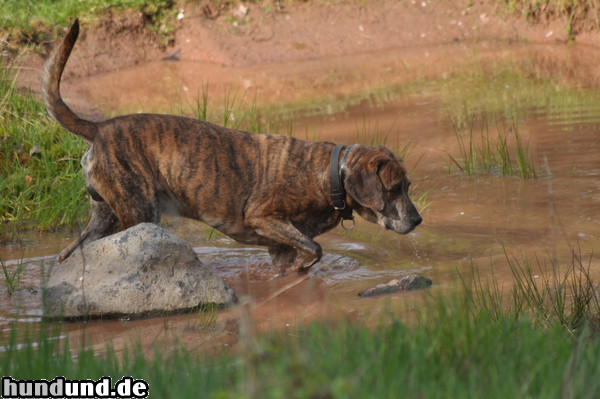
[18,0,597,94]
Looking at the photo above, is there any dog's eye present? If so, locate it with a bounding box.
[390,180,410,194]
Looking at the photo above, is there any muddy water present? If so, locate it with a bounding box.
[2,41,600,353]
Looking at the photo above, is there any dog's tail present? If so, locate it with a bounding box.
[41,19,98,141]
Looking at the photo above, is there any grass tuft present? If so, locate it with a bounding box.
[461,244,600,336]
[0,256,23,296]
[188,86,292,136]
[352,117,415,161]
[505,244,600,335]
[449,112,537,179]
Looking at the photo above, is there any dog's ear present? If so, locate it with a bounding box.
[378,157,405,191]
[345,156,386,212]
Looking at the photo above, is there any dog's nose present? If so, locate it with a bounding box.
[412,213,423,227]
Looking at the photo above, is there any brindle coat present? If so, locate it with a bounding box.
[42,20,422,272]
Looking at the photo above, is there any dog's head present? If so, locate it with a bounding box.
[344,145,422,234]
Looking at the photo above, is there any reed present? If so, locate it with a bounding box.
[449,112,537,179]
[461,244,599,336]
[505,244,600,335]
[352,117,415,162]
[0,256,23,296]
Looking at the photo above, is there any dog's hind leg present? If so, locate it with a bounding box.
[58,199,119,262]
[107,192,161,230]
[59,190,160,262]
[91,164,161,230]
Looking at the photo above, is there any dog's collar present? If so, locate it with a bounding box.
[330,144,355,222]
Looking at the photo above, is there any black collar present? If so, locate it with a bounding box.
[330,144,355,221]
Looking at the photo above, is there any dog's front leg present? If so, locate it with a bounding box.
[247,217,322,273]
[268,244,298,269]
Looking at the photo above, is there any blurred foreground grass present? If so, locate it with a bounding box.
[3,247,599,398]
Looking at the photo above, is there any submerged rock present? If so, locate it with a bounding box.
[44,223,237,320]
[358,274,432,298]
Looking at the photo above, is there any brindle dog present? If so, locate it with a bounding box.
[42,20,422,273]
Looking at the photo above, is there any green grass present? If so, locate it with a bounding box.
[411,185,432,214]
[0,256,23,296]
[2,253,600,398]
[461,244,600,336]
[448,112,538,179]
[505,244,600,335]
[0,58,88,235]
[495,0,600,39]
[0,0,176,46]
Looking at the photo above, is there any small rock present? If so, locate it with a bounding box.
[44,223,237,320]
[29,144,42,156]
[233,4,249,19]
[358,274,432,298]
[252,25,274,42]
[202,3,222,19]
[162,49,181,61]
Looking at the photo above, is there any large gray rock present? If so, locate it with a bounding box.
[44,223,237,319]
[358,274,432,298]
